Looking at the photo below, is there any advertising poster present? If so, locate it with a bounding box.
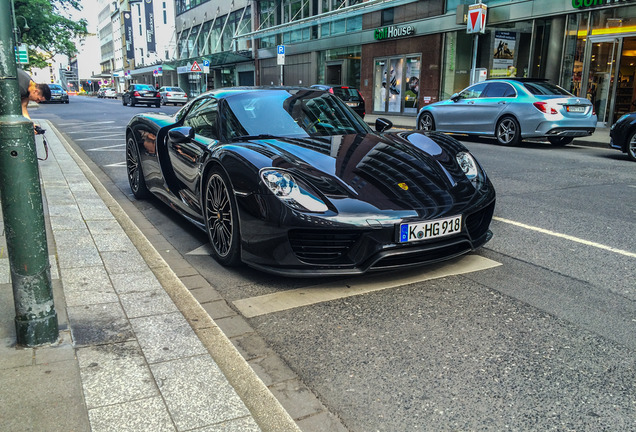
[124,12,135,60]
[404,57,421,113]
[493,31,516,77]
[145,0,156,53]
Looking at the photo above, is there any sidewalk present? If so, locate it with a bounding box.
[0,120,300,432]
[364,114,611,149]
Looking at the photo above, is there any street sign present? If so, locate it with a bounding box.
[277,45,285,66]
[191,61,202,72]
[203,60,210,74]
[277,45,285,55]
[467,3,487,34]
[15,44,28,64]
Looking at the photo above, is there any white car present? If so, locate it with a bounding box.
[103,88,118,99]
[159,86,188,106]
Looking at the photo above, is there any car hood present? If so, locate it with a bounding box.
[235,131,485,218]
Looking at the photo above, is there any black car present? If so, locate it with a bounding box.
[125,87,495,276]
[47,84,69,104]
[311,84,366,118]
[609,113,636,162]
[122,84,160,107]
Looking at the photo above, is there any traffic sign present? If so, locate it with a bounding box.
[277,45,285,66]
[277,45,285,55]
[467,3,487,34]
[15,44,28,64]
[191,61,202,72]
[203,60,210,74]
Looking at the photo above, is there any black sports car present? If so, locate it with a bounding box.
[126,87,496,276]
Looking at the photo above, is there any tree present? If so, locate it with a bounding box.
[13,0,89,70]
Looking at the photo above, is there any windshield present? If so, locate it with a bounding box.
[136,85,155,91]
[50,85,62,90]
[223,89,370,139]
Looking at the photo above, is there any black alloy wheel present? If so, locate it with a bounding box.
[130,97,136,107]
[496,116,521,146]
[418,112,435,131]
[125,136,149,199]
[204,169,241,266]
[548,136,574,146]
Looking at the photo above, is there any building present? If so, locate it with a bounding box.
[103,0,636,127]
[96,0,177,93]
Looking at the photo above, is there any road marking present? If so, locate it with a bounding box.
[233,255,501,318]
[493,216,636,258]
[86,144,126,151]
[187,244,213,255]
[56,121,116,126]
[104,161,126,167]
[77,136,124,142]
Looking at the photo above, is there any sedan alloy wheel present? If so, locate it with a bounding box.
[496,117,521,146]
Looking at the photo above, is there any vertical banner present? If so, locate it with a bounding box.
[144,0,156,53]
[124,12,135,60]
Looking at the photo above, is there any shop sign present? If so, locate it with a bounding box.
[374,25,415,41]
[572,0,635,8]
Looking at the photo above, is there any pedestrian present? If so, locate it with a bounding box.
[18,68,51,120]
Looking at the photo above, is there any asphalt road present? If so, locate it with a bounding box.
[34,95,636,431]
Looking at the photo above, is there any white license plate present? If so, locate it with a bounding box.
[399,215,462,243]
[346,102,359,107]
[566,105,586,113]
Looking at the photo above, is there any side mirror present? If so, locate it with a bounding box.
[450,93,460,102]
[375,118,393,133]
[168,126,194,143]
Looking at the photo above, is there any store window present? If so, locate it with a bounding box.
[442,20,532,98]
[374,55,421,115]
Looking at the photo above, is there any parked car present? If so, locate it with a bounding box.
[103,88,118,98]
[122,84,160,107]
[416,78,597,146]
[159,86,188,105]
[47,84,69,104]
[125,87,495,276]
[609,112,636,162]
[310,84,366,118]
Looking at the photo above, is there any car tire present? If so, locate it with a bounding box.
[418,112,435,131]
[125,135,150,199]
[496,116,521,146]
[204,168,241,266]
[627,129,636,162]
[161,97,166,106]
[130,98,136,107]
[548,136,573,146]
[155,102,160,108]
[122,97,127,106]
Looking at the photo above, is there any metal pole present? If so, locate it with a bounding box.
[471,33,478,85]
[0,0,58,346]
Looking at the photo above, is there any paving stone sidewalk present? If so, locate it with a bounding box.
[0,120,299,432]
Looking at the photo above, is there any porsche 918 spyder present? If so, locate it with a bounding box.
[126,87,496,276]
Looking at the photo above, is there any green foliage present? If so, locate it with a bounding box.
[14,0,89,68]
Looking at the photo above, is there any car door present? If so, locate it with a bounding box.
[434,82,488,133]
[166,97,219,211]
[467,82,516,134]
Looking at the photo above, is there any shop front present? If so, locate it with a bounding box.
[362,32,443,118]
[565,5,636,126]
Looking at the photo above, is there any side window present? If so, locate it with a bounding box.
[483,82,516,98]
[183,98,219,139]
[458,82,488,99]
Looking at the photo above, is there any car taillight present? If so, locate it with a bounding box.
[533,101,557,115]
[133,91,140,96]
[167,93,172,96]
[184,94,187,97]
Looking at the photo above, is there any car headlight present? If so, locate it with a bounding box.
[456,151,481,185]
[261,169,328,212]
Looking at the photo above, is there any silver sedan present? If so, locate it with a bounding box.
[417,79,597,146]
